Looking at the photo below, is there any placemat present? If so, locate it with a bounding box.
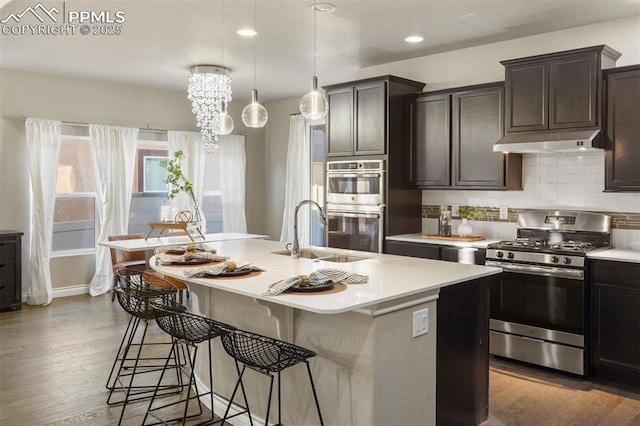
[267,282,347,295]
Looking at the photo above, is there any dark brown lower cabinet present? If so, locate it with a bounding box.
[589,259,640,387]
[0,230,23,312]
[437,276,490,425]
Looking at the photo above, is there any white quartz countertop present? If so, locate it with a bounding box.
[587,249,640,264]
[100,232,269,252]
[151,238,502,315]
[386,233,500,249]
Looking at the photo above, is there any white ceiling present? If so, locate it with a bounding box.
[1,0,639,103]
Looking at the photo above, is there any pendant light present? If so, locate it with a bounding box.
[299,0,328,120]
[241,0,268,128]
[218,0,234,136]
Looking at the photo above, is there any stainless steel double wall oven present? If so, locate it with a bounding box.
[325,160,385,253]
[486,210,611,375]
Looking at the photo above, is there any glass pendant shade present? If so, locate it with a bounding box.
[242,89,268,128]
[218,105,234,135]
[300,76,328,120]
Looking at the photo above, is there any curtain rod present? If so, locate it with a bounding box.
[21,117,169,134]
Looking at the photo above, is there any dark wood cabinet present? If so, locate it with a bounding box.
[0,230,23,312]
[409,93,450,186]
[604,65,640,192]
[409,82,521,190]
[384,239,486,266]
[325,76,424,157]
[503,45,620,133]
[589,259,640,387]
[326,87,353,156]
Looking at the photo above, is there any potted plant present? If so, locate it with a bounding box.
[159,150,205,232]
[457,206,478,237]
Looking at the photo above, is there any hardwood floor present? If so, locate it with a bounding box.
[1,294,639,425]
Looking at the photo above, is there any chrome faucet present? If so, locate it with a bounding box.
[291,199,327,259]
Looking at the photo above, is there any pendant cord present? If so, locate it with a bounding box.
[253,0,257,90]
[313,0,317,76]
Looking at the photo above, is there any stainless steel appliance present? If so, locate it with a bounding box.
[326,160,384,206]
[485,210,611,375]
[326,160,385,253]
[326,205,383,253]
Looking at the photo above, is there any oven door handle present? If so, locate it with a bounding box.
[327,172,382,178]
[327,212,380,219]
[485,260,584,280]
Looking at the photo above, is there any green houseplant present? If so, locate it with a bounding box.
[159,150,205,232]
[457,206,478,237]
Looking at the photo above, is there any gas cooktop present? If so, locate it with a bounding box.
[488,238,598,255]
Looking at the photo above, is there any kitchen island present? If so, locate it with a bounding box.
[151,238,501,426]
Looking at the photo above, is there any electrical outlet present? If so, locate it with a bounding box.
[412,308,429,338]
[451,204,460,217]
[499,205,509,220]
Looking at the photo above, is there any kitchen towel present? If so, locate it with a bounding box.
[155,252,229,265]
[183,261,257,278]
[155,243,218,254]
[264,268,368,296]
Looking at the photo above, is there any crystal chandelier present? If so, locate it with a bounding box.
[187,65,233,151]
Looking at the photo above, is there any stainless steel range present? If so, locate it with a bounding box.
[485,210,611,375]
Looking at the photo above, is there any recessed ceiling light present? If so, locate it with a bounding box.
[404,35,424,43]
[312,3,336,12]
[237,28,257,37]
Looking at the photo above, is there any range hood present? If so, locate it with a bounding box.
[493,129,605,154]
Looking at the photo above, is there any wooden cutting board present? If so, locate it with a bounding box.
[423,234,486,242]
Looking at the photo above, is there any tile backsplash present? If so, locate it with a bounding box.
[421,151,640,250]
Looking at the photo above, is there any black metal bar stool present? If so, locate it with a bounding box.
[218,325,324,426]
[143,303,250,426]
[109,269,187,425]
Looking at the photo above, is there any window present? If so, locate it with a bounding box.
[52,132,224,254]
[308,120,326,246]
[53,136,97,252]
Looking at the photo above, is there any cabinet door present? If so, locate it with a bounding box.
[605,67,640,191]
[592,283,640,376]
[549,53,599,129]
[505,60,548,132]
[355,82,386,155]
[452,87,505,188]
[410,94,450,187]
[327,87,354,156]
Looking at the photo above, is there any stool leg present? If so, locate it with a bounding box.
[222,363,253,425]
[118,319,151,425]
[142,339,173,425]
[265,373,274,426]
[106,314,137,390]
[277,370,282,426]
[305,361,324,426]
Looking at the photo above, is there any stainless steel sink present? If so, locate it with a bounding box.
[271,248,369,262]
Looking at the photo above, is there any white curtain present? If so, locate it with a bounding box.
[167,131,206,214]
[25,118,61,305]
[218,135,247,233]
[280,114,310,244]
[89,125,139,296]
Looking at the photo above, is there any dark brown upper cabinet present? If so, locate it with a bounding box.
[325,76,425,158]
[409,82,522,190]
[502,45,621,133]
[604,65,640,192]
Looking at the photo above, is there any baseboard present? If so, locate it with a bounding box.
[194,374,262,426]
[21,284,91,303]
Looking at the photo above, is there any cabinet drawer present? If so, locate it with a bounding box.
[0,242,17,263]
[591,260,640,288]
[0,263,16,281]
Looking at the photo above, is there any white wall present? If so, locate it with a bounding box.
[358,15,640,249]
[0,68,265,291]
